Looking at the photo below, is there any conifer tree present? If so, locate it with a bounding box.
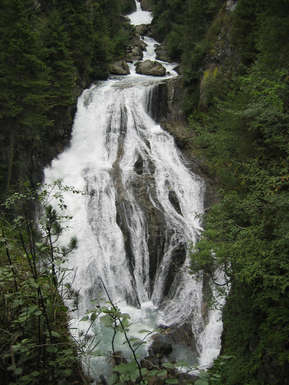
[44,9,77,108]
[0,0,51,190]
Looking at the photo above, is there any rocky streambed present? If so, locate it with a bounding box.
[110,18,172,77]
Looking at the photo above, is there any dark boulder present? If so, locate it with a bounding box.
[136,60,166,76]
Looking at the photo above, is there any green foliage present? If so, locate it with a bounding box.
[190,53,289,384]
[0,0,51,192]
[195,371,210,385]
[232,0,289,68]
[151,0,222,55]
[120,0,136,14]
[182,4,289,383]
[43,9,77,107]
[0,183,86,385]
[0,0,131,195]
[151,0,222,113]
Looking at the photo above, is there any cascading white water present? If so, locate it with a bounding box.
[127,0,153,25]
[44,0,224,380]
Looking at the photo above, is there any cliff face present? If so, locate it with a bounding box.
[148,78,190,157]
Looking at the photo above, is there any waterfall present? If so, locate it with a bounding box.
[44,0,224,380]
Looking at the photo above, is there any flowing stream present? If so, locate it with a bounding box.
[44,0,224,380]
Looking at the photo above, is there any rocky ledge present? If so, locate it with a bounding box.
[136,60,166,76]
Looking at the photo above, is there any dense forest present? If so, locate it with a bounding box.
[0,0,135,196]
[1,0,289,384]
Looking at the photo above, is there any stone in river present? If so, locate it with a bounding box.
[135,60,166,76]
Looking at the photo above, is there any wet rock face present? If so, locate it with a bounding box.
[136,60,166,76]
[134,155,144,175]
[131,174,167,297]
[109,60,130,75]
[168,190,182,215]
[146,82,168,123]
[157,78,187,127]
[162,242,187,299]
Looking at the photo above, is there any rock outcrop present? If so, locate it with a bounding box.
[109,60,130,75]
[136,60,166,76]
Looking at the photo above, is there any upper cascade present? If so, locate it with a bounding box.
[113,0,177,78]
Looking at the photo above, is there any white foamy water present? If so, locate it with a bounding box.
[127,0,153,25]
[44,0,225,380]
